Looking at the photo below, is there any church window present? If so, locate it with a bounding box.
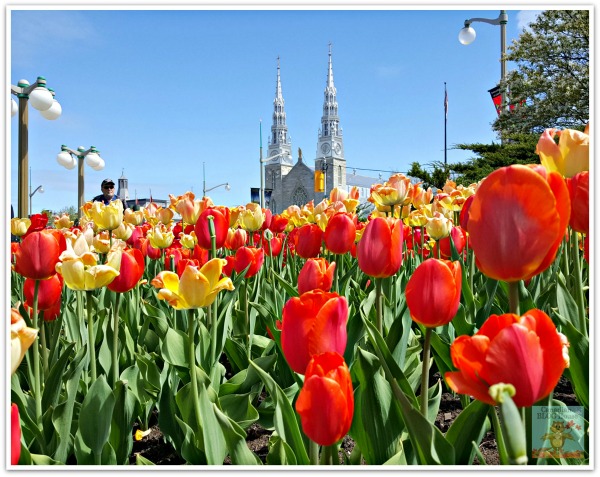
[292,187,309,207]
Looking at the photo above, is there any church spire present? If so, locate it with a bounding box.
[316,43,344,160]
[267,56,293,164]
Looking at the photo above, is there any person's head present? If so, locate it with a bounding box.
[101,179,115,200]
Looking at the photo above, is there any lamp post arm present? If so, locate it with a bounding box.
[205,182,230,193]
[464,11,507,27]
[30,185,44,197]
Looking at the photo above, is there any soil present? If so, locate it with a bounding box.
[128,377,578,466]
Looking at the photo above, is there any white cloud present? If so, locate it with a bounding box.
[376,65,402,79]
[516,10,543,31]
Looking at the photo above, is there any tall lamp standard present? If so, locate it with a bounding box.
[458,10,508,115]
[260,151,291,208]
[202,162,231,198]
[11,77,62,218]
[28,168,44,216]
[56,145,105,220]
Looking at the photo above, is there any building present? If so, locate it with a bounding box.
[263,45,379,214]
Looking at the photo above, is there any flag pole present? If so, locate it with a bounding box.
[444,82,448,168]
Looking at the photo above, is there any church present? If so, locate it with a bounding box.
[262,45,376,214]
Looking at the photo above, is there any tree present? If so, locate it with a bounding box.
[409,134,541,187]
[494,10,589,136]
[57,205,78,222]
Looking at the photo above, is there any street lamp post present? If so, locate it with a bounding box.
[11,77,62,218]
[458,10,508,113]
[56,145,105,219]
[260,151,291,208]
[28,167,44,216]
[202,162,231,198]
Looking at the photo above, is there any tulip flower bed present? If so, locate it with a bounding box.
[10,127,590,467]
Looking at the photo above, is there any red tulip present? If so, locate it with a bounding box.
[296,352,354,446]
[405,259,462,328]
[467,165,570,282]
[281,290,348,374]
[357,217,403,278]
[24,297,61,322]
[459,194,475,232]
[293,224,323,259]
[566,171,589,234]
[445,309,569,407]
[11,403,20,465]
[108,248,145,293]
[263,234,283,257]
[222,255,236,277]
[298,258,335,295]
[195,207,230,250]
[14,230,66,280]
[324,213,356,255]
[434,226,466,259]
[138,237,162,260]
[270,214,289,233]
[192,244,210,266]
[163,247,183,272]
[23,274,63,310]
[22,213,49,240]
[234,246,264,278]
[225,228,248,251]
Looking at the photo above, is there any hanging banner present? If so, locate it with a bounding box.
[488,85,502,116]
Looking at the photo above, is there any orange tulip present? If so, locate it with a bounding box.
[357,217,403,278]
[281,290,348,374]
[14,230,66,280]
[467,165,570,282]
[405,259,461,328]
[445,309,569,407]
[566,171,589,234]
[298,258,336,295]
[324,213,356,255]
[169,191,202,225]
[295,352,354,446]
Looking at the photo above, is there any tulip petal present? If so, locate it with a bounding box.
[444,371,496,406]
[481,324,544,407]
[308,296,348,357]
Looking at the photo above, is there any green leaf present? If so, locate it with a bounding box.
[249,360,309,464]
[361,313,418,407]
[556,317,589,409]
[175,415,206,464]
[157,367,185,451]
[214,405,262,465]
[196,383,228,464]
[30,453,62,465]
[42,342,75,411]
[135,454,156,465]
[266,434,297,465]
[445,399,490,464]
[140,300,169,339]
[109,380,137,465]
[79,375,116,457]
[161,327,189,368]
[271,270,299,298]
[220,394,260,429]
[556,272,583,330]
[349,348,405,464]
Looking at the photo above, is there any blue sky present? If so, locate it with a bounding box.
[9,4,546,215]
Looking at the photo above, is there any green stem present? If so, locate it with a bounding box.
[420,226,425,262]
[508,281,520,315]
[375,278,383,335]
[420,327,432,417]
[571,229,587,337]
[39,313,49,380]
[245,279,251,359]
[86,290,97,382]
[334,255,340,293]
[112,292,122,386]
[208,216,219,363]
[489,407,509,465]
[32,280,42,429]
[309,439,320,465]
[188,309,202,431]
[77,290,85,348]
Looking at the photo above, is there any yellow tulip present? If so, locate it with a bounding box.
[425,212,452,241]
[124,208,145,226]
[11,218,31,237]
[82,199,124,231]
[55,237,122,290]
[151,258,234,310]
[147,224,174,249]
[93,230,111,253]
[535,127,589,178]
[240,203,265,232]
[180,231,198,250]
[11,307,38,374]
[369,173,412,208]
[112,222,134,241]
[53,213,74,230]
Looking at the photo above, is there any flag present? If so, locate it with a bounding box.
[149,189,153,203]
[444,84,448,119]
[135,189,138,205]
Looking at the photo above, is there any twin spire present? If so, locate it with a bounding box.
[268,44,343,164]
